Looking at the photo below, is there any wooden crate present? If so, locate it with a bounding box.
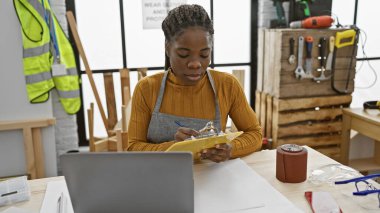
[258,28,357,98]
[256,90,352,161]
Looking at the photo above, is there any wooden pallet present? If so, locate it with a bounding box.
[257,28,357,98]
[256,91,352,161]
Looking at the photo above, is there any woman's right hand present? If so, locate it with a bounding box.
[174,127,199,141]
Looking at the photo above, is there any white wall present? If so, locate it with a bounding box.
[0,0,57,177]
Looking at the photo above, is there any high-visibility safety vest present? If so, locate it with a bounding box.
[14,0,81,114]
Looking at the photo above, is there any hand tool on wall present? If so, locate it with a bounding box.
[288,38,296,64]
[66,11,110,136]
[294,0,313,19]
[325,36,335,71]
[304,36,315,79]
[270,0,289,28]
[289,15,334,29]
[314,37,330,81]
[294,36,307,79]
[331,28,358,94]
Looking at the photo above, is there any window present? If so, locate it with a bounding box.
[70,0,253,142]
[332,0,380,108]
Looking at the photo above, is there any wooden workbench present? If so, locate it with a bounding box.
[341,108,380,172]
[1,147,376,212]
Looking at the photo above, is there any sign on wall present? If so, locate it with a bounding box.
[142,0,187,29]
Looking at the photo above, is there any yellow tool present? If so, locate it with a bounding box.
[331,28,358,93]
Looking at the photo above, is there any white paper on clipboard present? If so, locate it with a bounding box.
[194,159,303,213]
[39,180,74,213]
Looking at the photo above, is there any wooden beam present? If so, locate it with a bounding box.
[23,128,36,179]
[0,118,55,131]
[66,11,110,135]
[276,95,352,111]
[277,121,342,138]
[120,69,130,106]
[277,108,342,125]
[32,128,45,178]
[103,73,117,130]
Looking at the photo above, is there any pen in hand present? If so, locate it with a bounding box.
[174,121,199,141]
[174,120,186,127]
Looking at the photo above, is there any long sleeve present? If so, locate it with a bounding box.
[127,70,262,155]
[226,76,262,158]
[127,76,175,151]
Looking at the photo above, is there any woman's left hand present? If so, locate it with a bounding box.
[199,143,232,163]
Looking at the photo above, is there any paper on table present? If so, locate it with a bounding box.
[194,159,303,213]
[39,180,74,213]
[0,207,33,213]
[166,131,243,158]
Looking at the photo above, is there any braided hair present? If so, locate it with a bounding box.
[162,4,214,70]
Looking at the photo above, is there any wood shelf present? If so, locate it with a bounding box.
[349,158,380,172]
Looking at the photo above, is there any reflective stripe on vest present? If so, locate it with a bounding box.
[14,0,55,102]
[15,0,81,114]
[46,3,81,114]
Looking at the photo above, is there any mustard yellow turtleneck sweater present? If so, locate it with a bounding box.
[127,69,262,158]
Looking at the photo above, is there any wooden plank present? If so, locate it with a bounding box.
[276,95,352,111]
[277,134,341,147]
[351,116,380,141]
[122,105,127,132]
[277,121,342,138]
[255,90,261,119]
[137,68,148,80]
[349,158,380,172]
[340,112,351,164]
[94,138,109,152]
[231,70,245,132]
[263,30,273,94]
[257,29,265,92]
[375,141,380,165]
[0,118,55,131]
[67,11,110,135]
[272,98,279,147]
[281,58,357,72]
[116,130,123,152]
[278,108,342,125]
[32,128,45,178]
[280,44,357,60]
[263,28,358,98]
[123,86,131,108]
[88,103,95,152]
[259,92,267,137]
[23,128,36,179]
[107,136,119,151]
[277,80,355,98]
[122,132,129,151]
[314,145,340,159]
[103,73,117,130]
[280,69,356,85]
[343,108,380,128]
[120,69,130,106]
[272,31,283,98]
[265,95,273,138]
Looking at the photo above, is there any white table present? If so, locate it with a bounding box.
[0,147,375,212]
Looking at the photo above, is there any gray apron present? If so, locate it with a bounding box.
[147,70,222,143]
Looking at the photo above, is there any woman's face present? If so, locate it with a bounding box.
[166,26,212,85]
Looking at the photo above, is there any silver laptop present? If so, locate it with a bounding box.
[61,152,193,213]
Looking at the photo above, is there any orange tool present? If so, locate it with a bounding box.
[290,15,334,29]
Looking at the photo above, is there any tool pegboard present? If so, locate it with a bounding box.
[289,0,333,23]
[257,28,358,98]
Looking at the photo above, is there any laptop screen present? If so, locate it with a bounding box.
[61,152,193,213]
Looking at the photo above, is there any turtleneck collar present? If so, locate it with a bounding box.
[167,68,208,87]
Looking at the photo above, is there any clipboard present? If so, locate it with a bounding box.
[166,131,243,157]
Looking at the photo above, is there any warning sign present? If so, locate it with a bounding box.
[142,0,187,29]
